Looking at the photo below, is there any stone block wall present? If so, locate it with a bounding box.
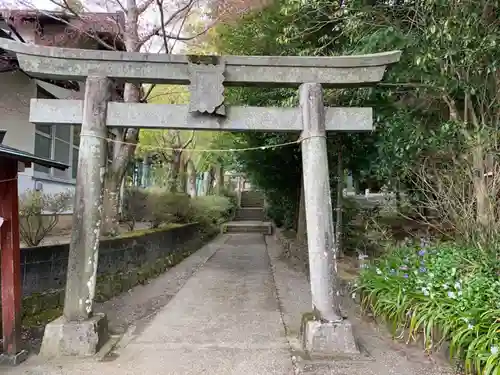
[0,224,210,336]
[18,223,200,296]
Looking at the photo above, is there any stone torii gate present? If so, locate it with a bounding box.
[0,39,400,358]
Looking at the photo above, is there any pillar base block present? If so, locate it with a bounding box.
[302,318,359,358]
[0,350,29,366]
[40,313,109,358]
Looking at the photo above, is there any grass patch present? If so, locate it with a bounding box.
[355,240,500,374]
[116,223,187,239]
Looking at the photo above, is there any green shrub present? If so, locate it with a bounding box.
[188,195,235,228]
[121,187,235,230]
[122,187,149,230]
[19,189,73,246]
[341,197,387,257]
[218,186,238,208]
[147,189,191,228]
[265,194,296,229]
[356,241,500,374]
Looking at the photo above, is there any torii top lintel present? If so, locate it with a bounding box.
[0,39,401,88]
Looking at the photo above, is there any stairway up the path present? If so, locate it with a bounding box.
[222,191,272,235]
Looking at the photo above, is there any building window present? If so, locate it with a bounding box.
[34,87,80,181]
[34,124,80,181]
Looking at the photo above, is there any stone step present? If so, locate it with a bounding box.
[222,221,272,235]
[234,207,266,221]
[240,200,265,208]
[240,191,265,208]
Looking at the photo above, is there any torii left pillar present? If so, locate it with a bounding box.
[0,159,27,365]
[39,76,111,358]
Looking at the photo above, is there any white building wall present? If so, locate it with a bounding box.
[0,70,36,193]
[0,22,104,216]
[0,70,78,210]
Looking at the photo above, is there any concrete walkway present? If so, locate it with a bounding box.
[5,234,293,375]
[5,233,453,375]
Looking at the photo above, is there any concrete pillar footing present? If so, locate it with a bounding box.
[302,319,359,359]
[39,313,109,358]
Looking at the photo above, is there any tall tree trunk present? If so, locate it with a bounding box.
[179,160,188,193]
[168,150,182,193]
[101,83,140,235]
[187,159,197,198]
[167,132,194,193]
[214,165,224,195]
[473,142,491,226]
[202,171,211,196]
[466,95,493,228]
[101,0,141,235]
[296,173,307,244]
[209,168,217,195]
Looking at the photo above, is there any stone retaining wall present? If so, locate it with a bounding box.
[0,224,212,334]
[18,224,200,296]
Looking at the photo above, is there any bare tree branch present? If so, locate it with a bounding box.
[182,130,195,149]
[20,1,122,51]
[137,0,195,47]
[155,0,170,53]
[137,0,156,14]
[141,83,157,102]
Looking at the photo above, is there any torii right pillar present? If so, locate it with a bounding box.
[299,82,359,356]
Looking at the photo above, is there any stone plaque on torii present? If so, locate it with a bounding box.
[0,39,400,359]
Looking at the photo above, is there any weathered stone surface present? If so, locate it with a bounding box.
[187,61,225,115]
[302,319,359,358]
[0,350,28,366]
[222,221,272,235]
[63,76,110,321]
[233,207,266,221]
[11,224,200,298]
[0,39,401,87]
[300,83,342,322]
[39,313,109,358]
[29,99,373,132]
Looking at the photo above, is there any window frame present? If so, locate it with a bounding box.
[33,86,80,183]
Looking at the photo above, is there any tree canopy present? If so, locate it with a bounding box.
[209,0,499,227]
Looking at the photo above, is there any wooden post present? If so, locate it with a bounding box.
[0,159,22,355]
[63,76,111,321]
[300,83,342,322]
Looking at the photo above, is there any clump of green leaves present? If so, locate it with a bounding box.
[146,189,191,228]
[188,195,236,228]
[122,187,149,231]
[120,187,236,231]
[356,241,500,374]
[19,189,73,246]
